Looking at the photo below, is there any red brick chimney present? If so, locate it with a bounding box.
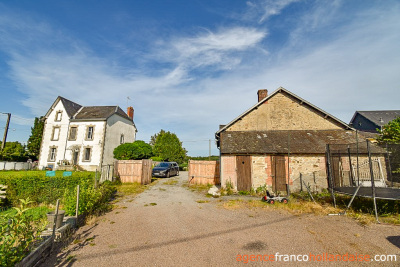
[257,89,268,102]
[127,106,134,120]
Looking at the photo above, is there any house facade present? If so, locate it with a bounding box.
[38,96,137,171]
[215,87,365,194]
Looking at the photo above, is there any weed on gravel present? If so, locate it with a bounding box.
[163,179,178,185]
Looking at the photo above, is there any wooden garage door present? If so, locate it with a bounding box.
[272,155,287,193]
[236,156,252,191]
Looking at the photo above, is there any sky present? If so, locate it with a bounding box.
[0,0,399,156]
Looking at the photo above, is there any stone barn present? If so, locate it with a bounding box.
[215,87,361,194]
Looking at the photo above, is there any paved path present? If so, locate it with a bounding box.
[44,172,399,266]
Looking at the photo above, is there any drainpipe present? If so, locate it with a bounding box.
[99,120,107,170]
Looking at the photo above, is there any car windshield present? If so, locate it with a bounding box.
[156,162,170,167]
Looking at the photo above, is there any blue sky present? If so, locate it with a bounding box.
[0,0,399,156]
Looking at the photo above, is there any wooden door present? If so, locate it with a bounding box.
[236,156,252,191]
[272,155,287,193]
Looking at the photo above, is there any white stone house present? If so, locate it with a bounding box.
[38,96,137,171]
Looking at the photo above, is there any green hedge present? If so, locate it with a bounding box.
[0,171,95,206]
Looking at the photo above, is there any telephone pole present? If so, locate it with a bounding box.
[1,113,11,150]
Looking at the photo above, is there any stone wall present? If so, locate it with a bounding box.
[227,92,343,131]
[289,155,327,193]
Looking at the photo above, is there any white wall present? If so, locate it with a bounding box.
[38,100,70,170]
[102,114,136,166]
[64,121,106,171]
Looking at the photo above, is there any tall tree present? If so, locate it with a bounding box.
[152,130,187,164]
[377,117,400,144]
[27,117,44,160]
[150,129,165,146]
[0,141,28,162]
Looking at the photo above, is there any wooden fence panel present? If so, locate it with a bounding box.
[188,160,220,185]
[116,160,152,184]
[141,159,152,185]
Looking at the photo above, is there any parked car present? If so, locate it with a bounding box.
[152,162,179,178]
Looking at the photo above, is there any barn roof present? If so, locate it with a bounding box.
[219,130,383,154]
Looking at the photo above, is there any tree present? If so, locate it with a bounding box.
[27,117,44,160]
[377,117,400,144]
[152,130,187,164]
[0,141,29,162]
[113,140,153,160]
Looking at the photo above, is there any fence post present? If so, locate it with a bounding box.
[347,147,355,186]
[75,185,80,218]
[367,140,379,223]
[300,173,303,192]
[51,199,60,243]
[326,144,336,208]
[94,170,98,188]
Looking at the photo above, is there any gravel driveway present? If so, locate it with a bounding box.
[43,172,399,266]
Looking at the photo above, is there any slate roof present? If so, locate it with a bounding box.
[73,106,131,121]
[219,130,384,154]
[350,110,400,127]
[45,96,133,124]
[59,97,82,118]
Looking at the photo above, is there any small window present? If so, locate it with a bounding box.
[83,147,91,161]
[120,134,124,144]
[86,126,94,140]
[49,147,57,162]
[52,127,60,141]
[69,127,77,140]
[55,111,62,121]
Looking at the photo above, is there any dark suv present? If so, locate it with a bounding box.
[152,162,179,178]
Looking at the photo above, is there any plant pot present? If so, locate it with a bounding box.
[46,210,65,230]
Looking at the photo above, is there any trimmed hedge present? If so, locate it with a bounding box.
[0,171,95,207]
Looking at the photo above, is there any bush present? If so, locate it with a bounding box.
[113,141,153,160]
[0,198,46,266]
[64,181,116,216]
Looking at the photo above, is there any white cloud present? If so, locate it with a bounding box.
[159,27,267,70]
[245,0,299,23]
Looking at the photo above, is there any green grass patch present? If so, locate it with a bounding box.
[115,182,146,196]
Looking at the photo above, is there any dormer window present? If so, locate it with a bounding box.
[55,111,62,121]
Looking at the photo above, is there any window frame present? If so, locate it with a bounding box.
[82,147,92,162]
[68,126,78,141]
[55,111,62,122]
[48,146,57,162]
[85,125,95,141]
[51,126,61,141]
[120,134,125,144]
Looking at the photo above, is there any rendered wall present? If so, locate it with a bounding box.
[220,156,237,189]
[102,114,136,166]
